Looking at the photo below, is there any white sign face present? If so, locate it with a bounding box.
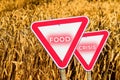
[76,35,103,64]
[39,22,82,61]
[31,16,89,69]
[74,31,109,71]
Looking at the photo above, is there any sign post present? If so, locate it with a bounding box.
[31,16,89,79]
[74,30,109,80]
[59,69,66,80]
[87,71,92,80]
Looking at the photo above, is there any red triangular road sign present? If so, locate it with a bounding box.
[74,30,109,71]
[31,16,89,69]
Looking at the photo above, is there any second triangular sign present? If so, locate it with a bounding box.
[31,16,89,69]
[74,30,109,71]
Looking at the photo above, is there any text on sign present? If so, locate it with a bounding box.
[47,34,72,45]
[77,42,97,52]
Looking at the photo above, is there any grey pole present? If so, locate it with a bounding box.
[87,71,92,80]
[59,69,67,80]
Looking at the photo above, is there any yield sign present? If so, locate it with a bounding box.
[74,30,109,71]
[31,16,89,69]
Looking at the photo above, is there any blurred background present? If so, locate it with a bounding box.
[0,0,120,80]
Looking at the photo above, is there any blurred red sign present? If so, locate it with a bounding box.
[75,31,109,71]
[31,16,89,69]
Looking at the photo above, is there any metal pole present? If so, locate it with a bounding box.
[87,71,92,80]
[59,69,67,80]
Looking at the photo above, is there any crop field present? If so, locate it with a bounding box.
[0,0,120,80]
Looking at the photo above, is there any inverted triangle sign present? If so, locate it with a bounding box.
[74,30,109,71]
[31,16,89,69]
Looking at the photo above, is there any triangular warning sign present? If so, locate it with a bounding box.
[74,30,109,71]
[31,16,89,69]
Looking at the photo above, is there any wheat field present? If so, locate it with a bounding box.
[0,0,120,80]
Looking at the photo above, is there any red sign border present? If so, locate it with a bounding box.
[74,30,109,71]
[31,16,89,69]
